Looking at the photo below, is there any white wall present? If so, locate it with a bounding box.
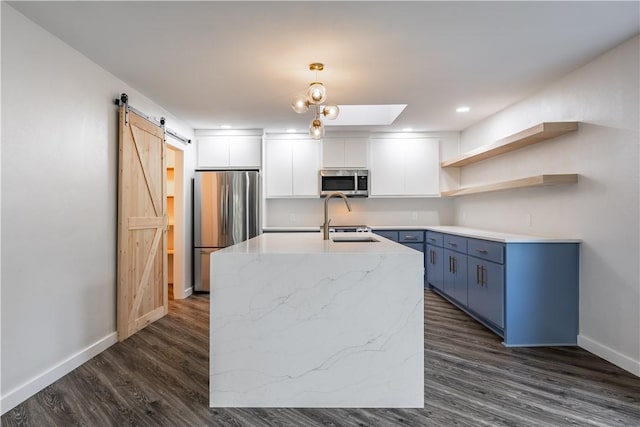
[453,36,639,375]
[266,198,454,228]
[0,4,195,413]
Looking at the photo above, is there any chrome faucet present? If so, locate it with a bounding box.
[323,191,352,240]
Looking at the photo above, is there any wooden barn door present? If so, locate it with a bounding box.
[117,106,168,341]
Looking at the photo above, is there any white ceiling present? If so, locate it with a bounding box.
[8,1,640,133]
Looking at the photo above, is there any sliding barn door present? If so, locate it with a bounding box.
[117,107,168,341]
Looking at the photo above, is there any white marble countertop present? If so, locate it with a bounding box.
[262,226,320,232]
[217,232,419,254]
[425,226,581,243]
[261,225,581,243]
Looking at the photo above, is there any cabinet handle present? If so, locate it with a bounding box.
[475,248,488,254]
[481,266,487,286]
[448,256,452,273]
[452,257,456,274]
[476,265,480,284]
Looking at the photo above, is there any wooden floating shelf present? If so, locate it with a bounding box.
[441,122,579,168]
[441,174,578,197]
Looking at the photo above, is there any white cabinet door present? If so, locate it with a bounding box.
[404,139,440,195]
[229,138,261,167]
[322,138,368,168]
[344,138,368,168]
[197,137,230,167]
[265,139,293,197]
[322,138,345,168]
[198,136,261,168]
[369,138,440,196]
[369,138,405,196]
[265,138,320,197]
[292,139,320,196]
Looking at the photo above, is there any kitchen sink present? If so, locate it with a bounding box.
[331,235,379,243]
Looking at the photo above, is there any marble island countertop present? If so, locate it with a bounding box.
[218,231,420,254]
[210,231,424,408]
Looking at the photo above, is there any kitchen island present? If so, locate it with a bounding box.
[209,232,424,408]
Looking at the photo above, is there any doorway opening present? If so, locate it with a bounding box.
[166,143,185,300]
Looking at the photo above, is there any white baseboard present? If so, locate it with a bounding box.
[173,285,193,299]
[0,332,117,415]
[578,334,640,377]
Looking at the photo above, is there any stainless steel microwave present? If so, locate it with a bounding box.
[320,170,369,197]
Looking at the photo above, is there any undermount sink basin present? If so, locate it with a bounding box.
[331,235,380,243]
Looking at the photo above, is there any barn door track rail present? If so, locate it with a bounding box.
[114,93,191,145]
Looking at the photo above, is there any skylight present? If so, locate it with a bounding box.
[326,104,407,126]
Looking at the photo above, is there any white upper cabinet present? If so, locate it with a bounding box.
[369,138,440,196]
[197,136,261,168]
[322,138,368,168]
[265,138,320,197]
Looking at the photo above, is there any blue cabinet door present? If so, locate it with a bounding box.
[426,244,444,291]
[467,256,504,329]
[444,249,468,305]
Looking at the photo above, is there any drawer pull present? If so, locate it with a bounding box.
[448,242,457,247]
[475,248,489,254]
[404,236,418,241]
[428,238,437,242]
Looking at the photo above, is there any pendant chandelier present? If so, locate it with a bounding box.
[291,63,339,139]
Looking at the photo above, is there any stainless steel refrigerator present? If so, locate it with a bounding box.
[193,170,260,292]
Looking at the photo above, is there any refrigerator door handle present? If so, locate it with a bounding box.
[223,183,230,237]
[220,181,227,237]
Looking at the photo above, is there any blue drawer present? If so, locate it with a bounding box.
[399,231,424,243]
[373,230,399,242]
[426,231,444,247]
[444,234,467,253]
[467,238,504,264]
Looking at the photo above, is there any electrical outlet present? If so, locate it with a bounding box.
[289,214,296,222]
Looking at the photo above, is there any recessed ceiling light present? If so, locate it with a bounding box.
[220,124,232,129]
[286,128,296,133]
[402,128,413,132]
[456,106,470,113]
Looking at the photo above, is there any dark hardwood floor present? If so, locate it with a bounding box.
[3,290,639,426]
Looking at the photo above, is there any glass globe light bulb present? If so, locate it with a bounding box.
[291,94,309,114]
[309,119,324,139]
[307,83,327,105]
[322,105,339,120]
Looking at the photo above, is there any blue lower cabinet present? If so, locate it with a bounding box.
[426,244,444,292]
[443,249,468,306]
[428,230,580,347]
[467,256,504,329]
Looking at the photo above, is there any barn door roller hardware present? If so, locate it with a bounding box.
[114,93,191,145]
